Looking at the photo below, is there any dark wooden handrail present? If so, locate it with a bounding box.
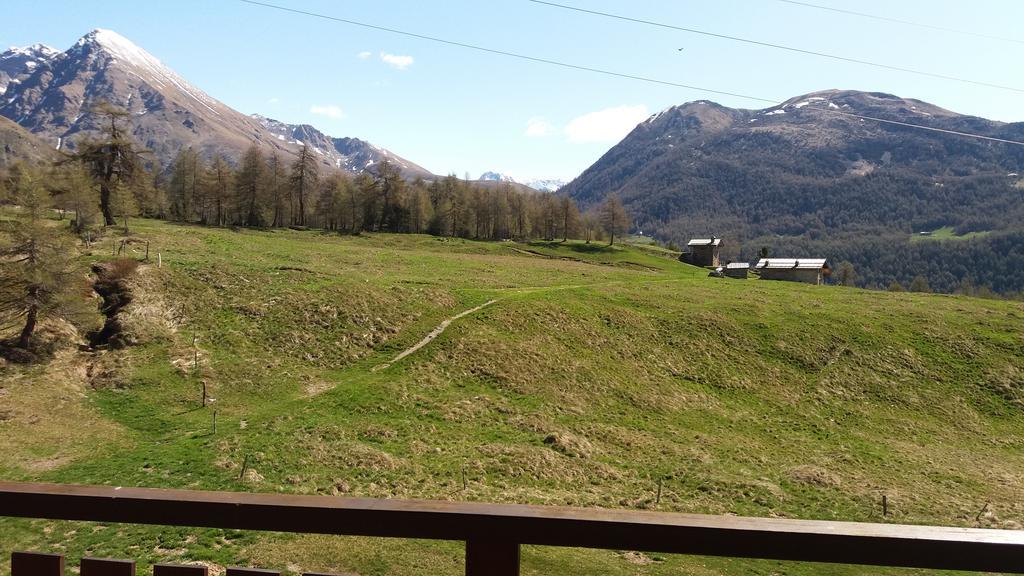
[2,481,1023,574]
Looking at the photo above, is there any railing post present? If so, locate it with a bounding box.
[80,557,136,576]
[465,539,520,576]
[154,565,209,576]
[11,552,64,576]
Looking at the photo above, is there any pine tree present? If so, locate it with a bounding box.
[289,145,318,227]
[204,155,233,227]
[235,144,267,227]
[910,275,931,293]
[51,163,100,234]
[68,103,143,226]
[835,261,857,286]
[559,196,581,242]
[110,180,138,234]
[375,159,404,231]
[168,148,200,222]
[266,151,289,228]
[0,167,89,352]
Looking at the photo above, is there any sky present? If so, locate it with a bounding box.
[2,0,1023,181]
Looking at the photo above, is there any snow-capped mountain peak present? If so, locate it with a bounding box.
[79,28,164,68]
[4,44,59,59]
[523,178,566,193]
[479,171,566,192]
[0,44,60,95]
[479,171,516,183]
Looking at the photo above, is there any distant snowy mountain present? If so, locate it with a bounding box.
[0,29,432,177]
[253,114,433,180]
[479,171,565,192]
[479,171,516,183]
[0,44,59,95]
[522,178,566,192]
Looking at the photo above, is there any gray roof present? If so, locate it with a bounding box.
[688,238,722,247]
[756,258,829,270]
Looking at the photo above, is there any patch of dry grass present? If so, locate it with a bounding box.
[0,347,129,475]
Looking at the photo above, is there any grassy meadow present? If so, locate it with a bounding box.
[2,218,1024,575]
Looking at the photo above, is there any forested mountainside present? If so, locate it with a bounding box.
[561,90,1024,292]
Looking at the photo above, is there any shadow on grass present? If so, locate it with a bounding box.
[529,240,618,254]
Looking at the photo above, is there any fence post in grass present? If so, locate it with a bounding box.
[212,410,217,435]
[462,465,467,491]
[11,552,64,576]
[239,454,250,481]
[976,502,990,522]
[158,253,162,268]
[466,539,520,576]
[202,381,207,408]
[656,477,663,505]
[80,557,136,576]
[145,241,150,261]
[154,564,209,576]
[883,494,888,517]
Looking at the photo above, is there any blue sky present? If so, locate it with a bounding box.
[3,0,1022,181]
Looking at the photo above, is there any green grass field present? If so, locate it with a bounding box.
[2,218,1023,575]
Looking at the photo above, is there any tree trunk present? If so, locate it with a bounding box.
[100,183,116,226]
[18,303,38,349]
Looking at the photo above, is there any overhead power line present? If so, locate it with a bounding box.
[526,0,1024,94]
[236,0,777,104]
[236,0,1024,148]
[774,0,1024,46]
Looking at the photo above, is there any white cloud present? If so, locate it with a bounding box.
[267,97,279,104]
[380,52,414,70]
[525,117,554,137]
[357,51,372,60]
[564,105,649,143]
[309,104,346,120]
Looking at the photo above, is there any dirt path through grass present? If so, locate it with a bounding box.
[375,299,499,370]
[373,274,693,371]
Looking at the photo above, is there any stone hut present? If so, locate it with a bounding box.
[755,258,831,285]
[724,262,750,279]
[682,237,722,267]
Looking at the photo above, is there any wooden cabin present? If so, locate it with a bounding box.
[755,258,831,285]
[682,237,722,267]
[724,262,750,279]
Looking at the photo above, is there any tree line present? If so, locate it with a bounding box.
[162,143,618,242]
[0,103,633,356]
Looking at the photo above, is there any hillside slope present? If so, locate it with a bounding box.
[0,115,56,166]
[1,219,1023,575]
[561,90,1024,291]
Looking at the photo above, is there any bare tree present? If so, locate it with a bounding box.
[235,144,267,227]
[289,145,318,227]
[599,194,631,246]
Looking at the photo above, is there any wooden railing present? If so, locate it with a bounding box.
[2,482,1024,575]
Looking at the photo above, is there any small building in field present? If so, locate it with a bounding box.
[681,237,722,267]
[755,258,831,285]
[724,262,750,279]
